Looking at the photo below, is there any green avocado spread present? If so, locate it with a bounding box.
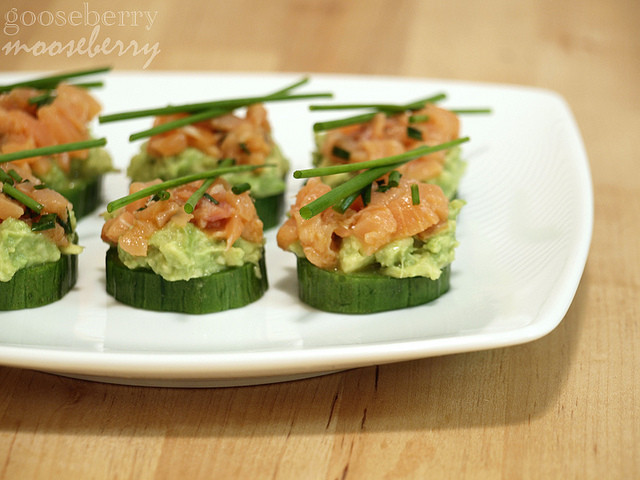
[38,147,114,191]
[118,222,263,282]
[290,198,464,280]
[127,143,289,199]
[0,218,61,282]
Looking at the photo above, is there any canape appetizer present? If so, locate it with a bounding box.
[101,166,269,314]
[0,67,114,218]
[99,77,332,229]
[278,141,467,314]
[310,95,487,199]
[0,161,82,310]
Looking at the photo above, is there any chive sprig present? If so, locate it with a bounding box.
[310,94,491,132]
[184,178,216,214]
[0,170,43,214]
[310,94,447,132]
[297,137,469,220]
[106,163,271,213]
[98,76,334,143]
[0,66,112,93]
[183,159,236,213]
[0,138,107,164]
[309,93,446,113]
[293,137,469,179]
[128,107,228,141]
[28,81,105,106]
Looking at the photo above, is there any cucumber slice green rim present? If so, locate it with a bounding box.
[253,192,285,230]
[296,257,451,314]
[105,247,268,314]
[0,254,78,310]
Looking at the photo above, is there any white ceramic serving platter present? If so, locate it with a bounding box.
[0,72,592,387]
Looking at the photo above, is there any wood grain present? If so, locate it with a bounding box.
[1,0,638,478]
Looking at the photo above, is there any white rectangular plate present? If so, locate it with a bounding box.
[0,72,592,387]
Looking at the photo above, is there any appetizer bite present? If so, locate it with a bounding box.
[278,141,467,314]
[0,67,114,218]
[102,166,269,314]
[0,161,82,310]
[99,77,332,229]
[310,95,488,199]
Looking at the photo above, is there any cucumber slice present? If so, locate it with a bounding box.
[105,247,268,314]
[253,192,285,230]
[296,257,450,314]
[0,254,78,310]
[57,175,103,220]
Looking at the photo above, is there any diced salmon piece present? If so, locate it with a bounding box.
[0,83,102,173]
[0,193,25,220]
[319,104,460,182]
[0,162,75,248]
[0,87,40,114]
[277,178,449,269]
[102,178,264,257]
[145,104,274,166]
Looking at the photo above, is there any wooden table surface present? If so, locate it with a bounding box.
[1,0,638,478]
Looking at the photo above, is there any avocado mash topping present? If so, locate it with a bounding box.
[0,217,61,282]
[117,221,263,282]
[289,198,464,279]
[37,147,114,191]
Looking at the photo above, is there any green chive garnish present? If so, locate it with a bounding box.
[0,138,107,164]
[450,108,493,114]
[99,76,332,123]
[184,178,216,214]
[361,182,372,206]
[7,169,22,183]
[0,66,111,93]
[265,76,310,96]
[0,169,14,185]
[231,183,251,195]
[31,213,57,232]
[411,183,420,205]
[27,92,54,106]
[297,137,470,220]
[151,190,171,202]
[184,158,238,211]
[408,114,430,123]
[407,126,423,141]
[331,146,351,160]
[313,112,379,133]
[102,93,332,124]
[8,170,22,183]
[124,93,333,141]
[402,94,447,110]
[56,210,73,234]
[333,191,360,214]
[388,170,402,188]
[28,81,105,106]
[203,193,219,205]
[128,107,228,141]
[1,183,43,213]
[106,164,269,213]
[311,94,447,132]
[299,165,392,220]
[310,103,410,112]
[294,137,469,179]
[309,94,446,112]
